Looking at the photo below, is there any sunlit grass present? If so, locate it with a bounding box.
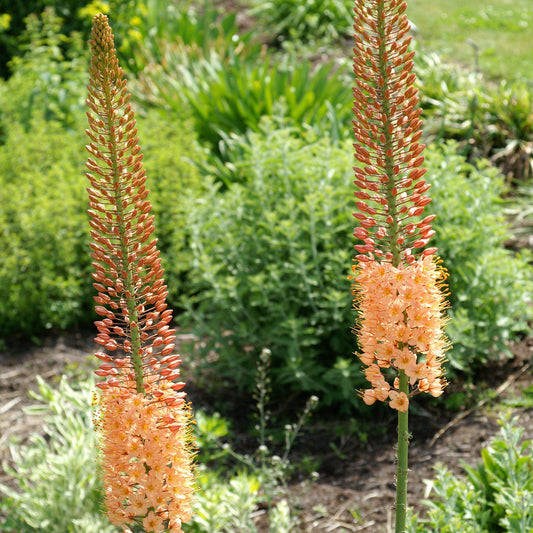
[408,0,533,81]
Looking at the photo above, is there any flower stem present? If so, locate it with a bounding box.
[395,369,409,532]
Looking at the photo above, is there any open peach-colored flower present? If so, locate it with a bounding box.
[353,256,447,409]
[389,391,409,412]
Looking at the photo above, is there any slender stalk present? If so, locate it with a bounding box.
[396,369,409,532]
[374,2,409,525]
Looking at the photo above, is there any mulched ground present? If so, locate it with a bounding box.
[1,329,532,533]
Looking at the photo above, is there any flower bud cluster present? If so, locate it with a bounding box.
[352,0,436,265]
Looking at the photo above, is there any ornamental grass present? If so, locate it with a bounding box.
[85,14,194,533]
[351,0,449,531]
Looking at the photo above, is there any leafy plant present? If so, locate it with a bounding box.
[427,142,533,370]
[409,415,533,532]
[118,0,248,75]
[0,8,89,134]
[185,120,358,409]
[246,0,353,43]
[0,375,117,533]
[0,117,91,336]
[135,44,351,156]
[0,105,201,339]
[183,122,532,409]
[413,51,533,182]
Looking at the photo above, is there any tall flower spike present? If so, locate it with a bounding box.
[352,0,436,266]
[86,14,194,532]
[352,2,448,531]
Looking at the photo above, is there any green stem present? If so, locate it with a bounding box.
[374,2,410,527]
[395,369,409,533]
[103,82,144,394]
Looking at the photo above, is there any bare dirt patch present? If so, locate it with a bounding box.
[1,330,532,532]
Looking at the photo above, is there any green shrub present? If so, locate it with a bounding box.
[409,416,533,532]
[117,0,247,74]
[135,109,206,308]
[0,109,202,338]
[0,8,89,135]
[0,117,91,336]
[185,120,359,409]
[0,375,116,533]
[183,122,532,410]
[414,51,533,181]
[246,0,353,43]
[427,142,533,371]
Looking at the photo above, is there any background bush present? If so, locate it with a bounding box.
[0,106,202,338]
[183,122,532,410]
[0,117,91,336]
[185,120,358,409]
[428,142,533,371]
[136,44,351,158]
[246,0,353,44]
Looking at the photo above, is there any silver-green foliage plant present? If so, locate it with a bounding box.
[427,142,533,370]
[409,416,533,533]
[0,372,300,533]
[0,375,117,533]
[184,119,532,408]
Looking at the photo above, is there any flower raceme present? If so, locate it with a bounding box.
[351,0,448,412]
[86,14,194,532]
[354,257,448,411]
[352,0,436,267]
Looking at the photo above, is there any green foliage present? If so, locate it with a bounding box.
[184,123,532,409]
[186,351,315,532]
[409,416,533,532]
[135,45,351,156]
[414,51,533,181]
[117,0,247,75]
[0,117,91,336]
[0,8,89,133]
[185,120,359,409]
[0,109,201,338]
[0,375,116,533]
[426,142,533,370]
[246,0,353,43]
[184,470,262,533]
[134,109,206,307]
[0,369,304,533]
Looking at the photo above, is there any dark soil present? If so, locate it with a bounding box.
[1,330,532,533]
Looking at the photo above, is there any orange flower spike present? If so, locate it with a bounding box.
[87,14,178,394]
[352,4,450,529]
[352,0,433,265]
[87,14,195,533]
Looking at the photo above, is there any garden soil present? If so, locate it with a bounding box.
[1,330,532,533]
